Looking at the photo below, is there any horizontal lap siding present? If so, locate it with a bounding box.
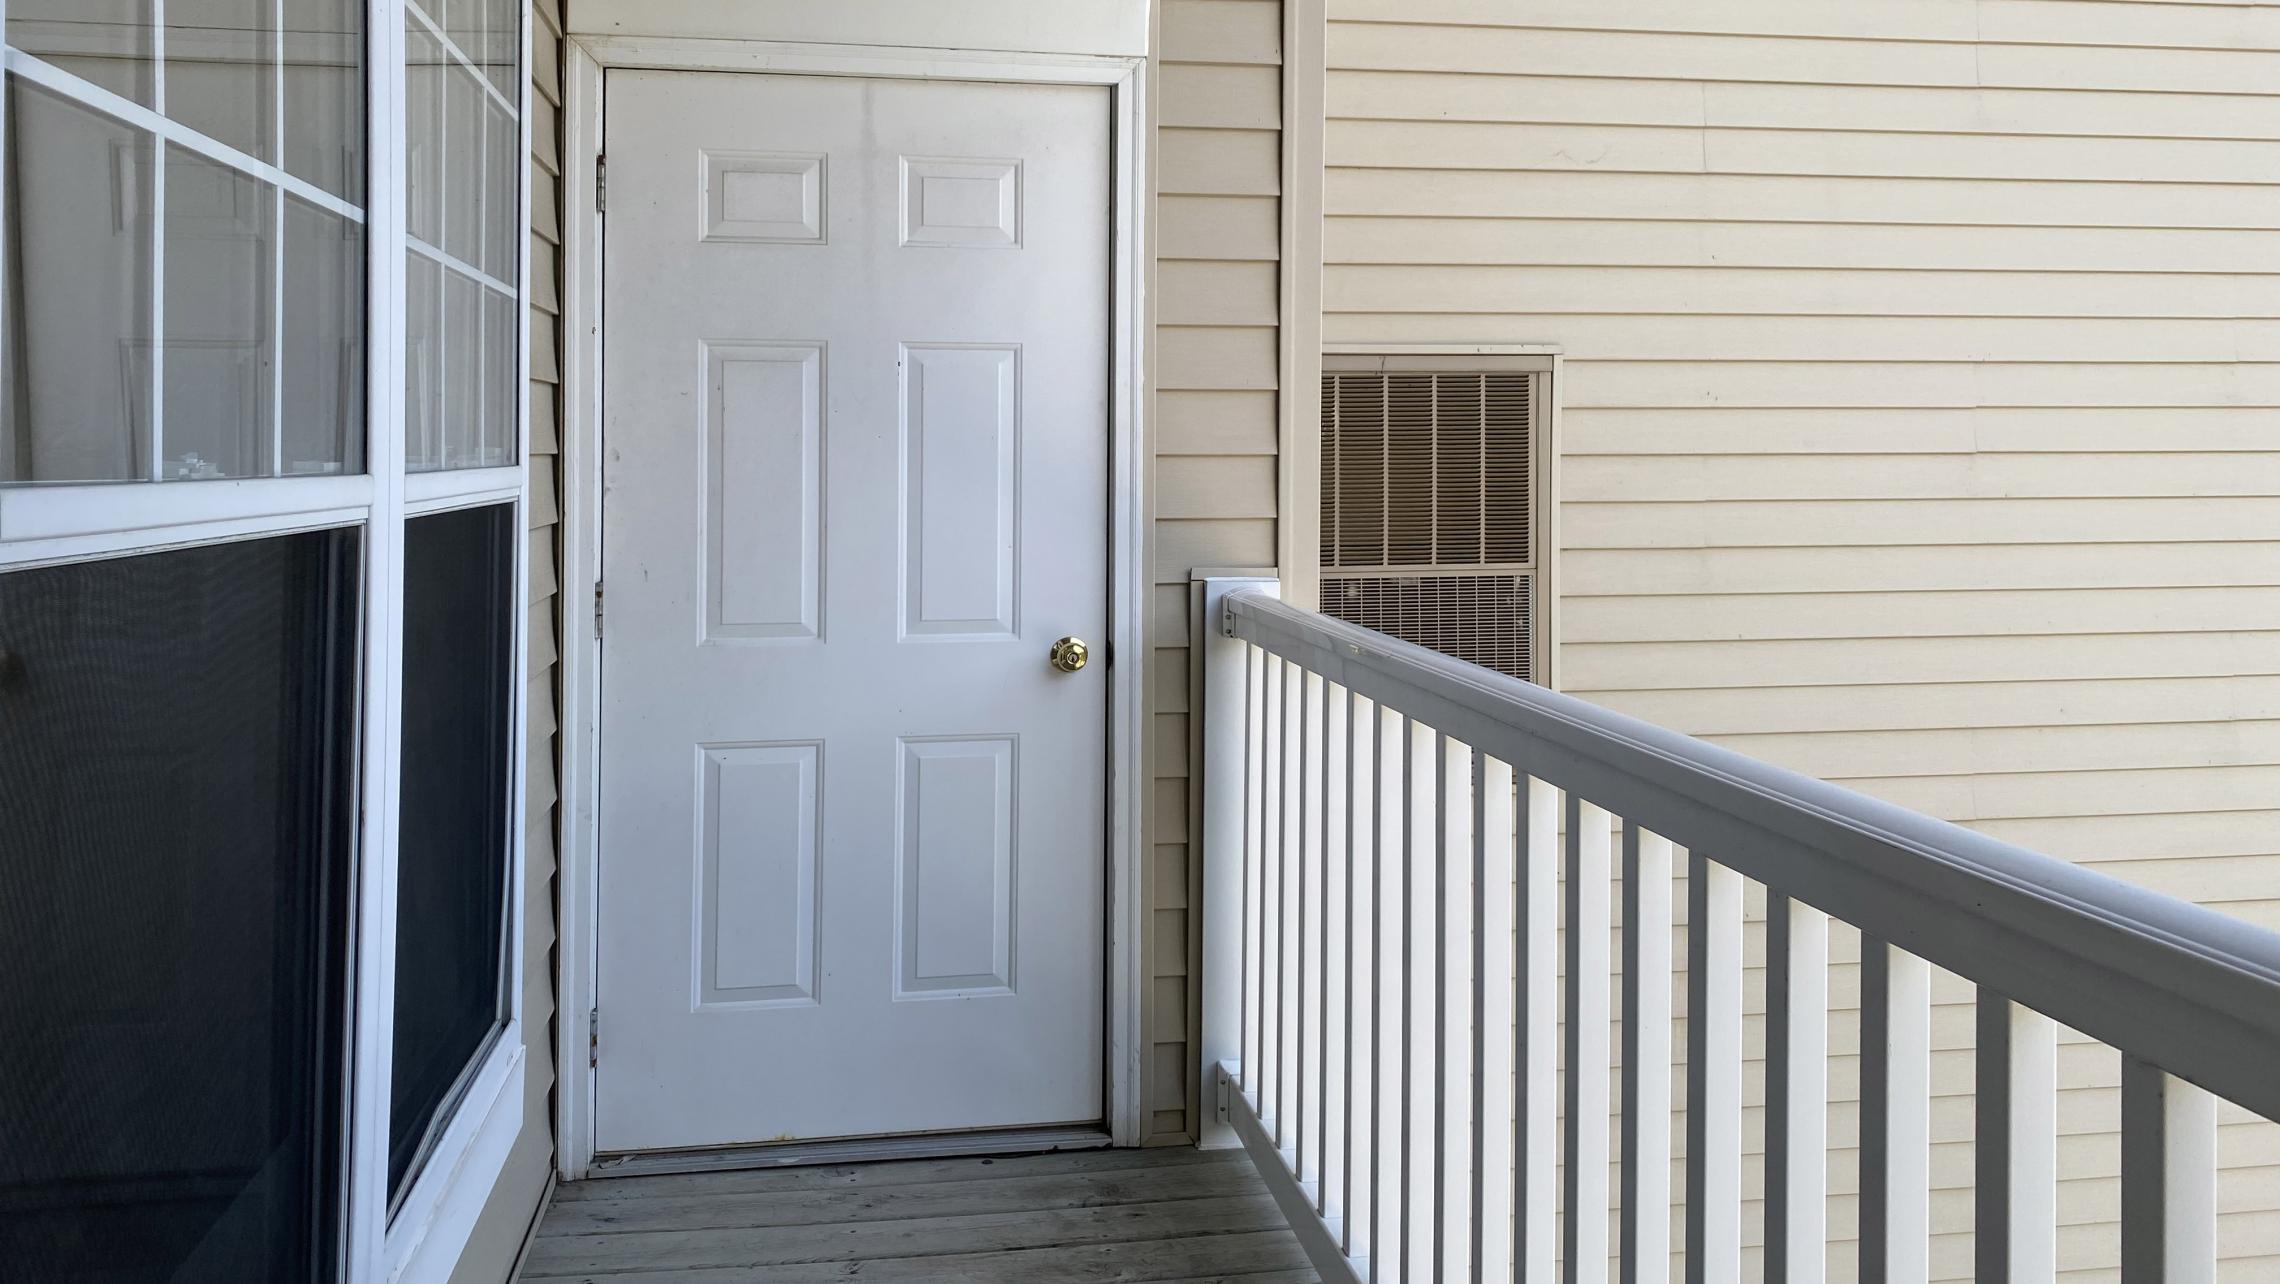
[449,3,564,1277]
[1149,0,1283,1145]
[1327,0,2280,1277]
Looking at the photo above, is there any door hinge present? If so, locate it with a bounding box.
[595,155,607,213]
[588,1008,599,1068]
[593,580,604,636]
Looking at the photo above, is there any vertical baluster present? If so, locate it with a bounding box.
[1280,660,1303,1157]
[1406,717,1440,1284]
[1859,938,1930,1284]
[1375,705,1407,1283]
[1242,646,1263,1106]
[1621,827,1674,1284]
[1767,894,1829,1284]
[1520,779,1558,1283]
[1684,854,1742,1284]
[1322,684,1350,1223]
[1440,737,1476,1282]
[1976,990,2056,1283]
[2121,1058,2218,1283]
[1256,654,1281,1118]
[1565,798,1613,1284]
[1348,694,1378,1266]
[1477,756,1517,1284]
[1297,672,1321,1183]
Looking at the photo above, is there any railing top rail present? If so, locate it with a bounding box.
[1223,588,2280,1121]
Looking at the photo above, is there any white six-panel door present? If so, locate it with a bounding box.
[596,71,1111,1153]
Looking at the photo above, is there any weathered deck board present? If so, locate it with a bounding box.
[522,1147,1318,1282]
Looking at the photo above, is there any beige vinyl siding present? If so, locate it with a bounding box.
[447,1,564,1275]
[1325,0,2280,1277]
[1147,0,1283,1145]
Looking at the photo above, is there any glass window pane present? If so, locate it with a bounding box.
[0,528,359,1282]
[6,0,155,107]
[406,251,444,471]
[165,0,277,163]
[392,502,514,1198]
[405,0,516,472]
[8,0,363,488]
[445,0,482,71]
[283,0,365,203]
[1,77,156,484]
[483,285,517,465]
[483,0,519,95]
[405,15,446,249]
[482,95,517,282]
[443,63,484,266]
[163,148,275,479]
[283,196,363,474]
[443,270,481,467]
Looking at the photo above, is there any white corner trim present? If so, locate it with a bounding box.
[1275,0,1326,613]
[554,33,605,1181]
[554,39,1151,1175]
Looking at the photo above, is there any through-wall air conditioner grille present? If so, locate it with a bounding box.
[1325,573,1533,682]
[1320,361,1546,683]
[1322,371,1533,570]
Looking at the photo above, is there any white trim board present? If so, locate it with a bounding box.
[1275,0,1326,613]
[555,36,1152,1179]
[566,1,1148,58]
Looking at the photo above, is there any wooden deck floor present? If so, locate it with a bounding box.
[520,1145,1320,1283]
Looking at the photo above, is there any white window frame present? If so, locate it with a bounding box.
[0,3,534,1280]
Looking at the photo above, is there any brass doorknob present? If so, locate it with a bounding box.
[1050,637,1090,673]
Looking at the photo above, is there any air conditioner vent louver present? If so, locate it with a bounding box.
[1322,371,1532,570]
[1321,365,1542,683]
[1326,574,1533,682]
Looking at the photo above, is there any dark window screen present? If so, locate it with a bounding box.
[0,530,359,1283]
[389,502,513,1198]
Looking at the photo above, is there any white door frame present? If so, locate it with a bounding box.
[554,34,1150,1178]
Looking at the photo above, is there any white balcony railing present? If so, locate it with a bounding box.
[1195,576,2280,1284]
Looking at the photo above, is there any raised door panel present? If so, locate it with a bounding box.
[899,343,1019,639]
[697,742,821,1008]
[704,342,823,643]
[895,736,1016,999]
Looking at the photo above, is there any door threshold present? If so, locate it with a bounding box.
[589,1125,1113,1179]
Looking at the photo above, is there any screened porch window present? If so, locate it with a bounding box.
[0,530,361,1282]
[390,501,516,1198]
